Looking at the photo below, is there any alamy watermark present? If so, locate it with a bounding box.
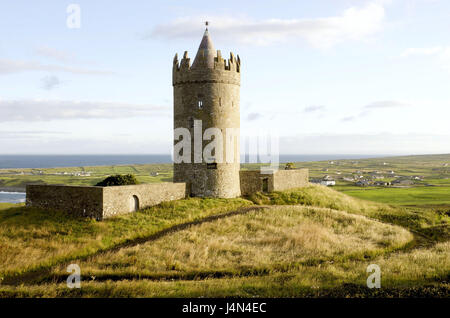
[366,264,381,289]
[67,263,81,288]
[173,120,279,173]
[66,4,81,29]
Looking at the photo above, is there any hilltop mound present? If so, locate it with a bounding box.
[51,205,412,280]
[248,184,387,214]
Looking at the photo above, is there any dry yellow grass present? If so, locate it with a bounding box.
[2,242,447,298]
[0,198,251,278]
[61,206,412,278]
[367,241,450,286]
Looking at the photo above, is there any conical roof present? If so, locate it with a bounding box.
[192,29,216,69]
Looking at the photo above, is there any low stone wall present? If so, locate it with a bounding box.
[273,169,309,191]
[26,169,308,219]
[240,169,309,195]
[26,183,187,220]
[239,171,274,195]
[102,183,186,218]
[26,185,104,219]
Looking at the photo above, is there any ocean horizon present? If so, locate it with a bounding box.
[0,154,390,170]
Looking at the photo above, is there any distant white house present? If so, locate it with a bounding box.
[392,178,414,186]
[311,176,335,186]
[320,180,336,186]
[373,181,390,186]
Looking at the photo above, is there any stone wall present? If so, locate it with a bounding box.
[240,169,309,195]
[239,171,274,195]
[26,169,308,219]
[26,185,104,219]
[273,169,309,191]
[26,183,186,220]
[102,183,186,218]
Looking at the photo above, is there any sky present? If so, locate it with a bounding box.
[0,0,449,155]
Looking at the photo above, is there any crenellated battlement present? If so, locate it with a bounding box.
[173,50,240,86]
[173,50,240,72]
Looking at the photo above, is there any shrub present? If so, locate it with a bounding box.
[285,162,296,170]
[95,174,140,187]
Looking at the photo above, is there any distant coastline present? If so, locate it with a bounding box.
[0,187,26,193]
[0,154,388,170]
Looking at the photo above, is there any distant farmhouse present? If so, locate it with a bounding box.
[26,27,309,220]
[392,178,414,186]
[311,175,335,186]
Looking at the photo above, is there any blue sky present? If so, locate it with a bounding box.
[0,0,449,155]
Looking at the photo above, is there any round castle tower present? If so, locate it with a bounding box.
[172,27,241,198]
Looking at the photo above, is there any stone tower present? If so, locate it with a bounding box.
[172,27,241,198]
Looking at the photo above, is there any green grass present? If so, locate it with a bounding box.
[0,197,252,280]
[246,185,450,240]
[334,185,450,206]
[0,202,24,210]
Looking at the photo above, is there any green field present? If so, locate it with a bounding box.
[0,154,449,297]
[0,164,173,189]
[298,154,450,207]
[334,186,450,206]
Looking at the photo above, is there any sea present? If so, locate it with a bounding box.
[0,191,26,204]
[0,154,386,203]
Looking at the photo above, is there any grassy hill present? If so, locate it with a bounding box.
[0,185,448,297]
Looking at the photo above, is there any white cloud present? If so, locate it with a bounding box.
[303,105,326,113]
[341,116,356,122]
[338,100,408,123]
[400,47,442,57]
[0,59,114,75]
[149,2,385,48]
[0,99,169,122]
[41,75,62,90]
[364,100,409,109]
[35,46,76,63]
[0,130,69,139]
[247,112,263,121]
[279,133,450,155]
[400,46,450,70]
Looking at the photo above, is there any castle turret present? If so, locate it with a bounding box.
[173,27,241,198]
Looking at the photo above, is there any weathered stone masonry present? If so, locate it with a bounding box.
[173,29,241,198]
[240,169,309,196]
[26,183,186,220]
[26,169,309,219]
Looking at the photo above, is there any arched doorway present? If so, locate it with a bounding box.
[130,195,139,212]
